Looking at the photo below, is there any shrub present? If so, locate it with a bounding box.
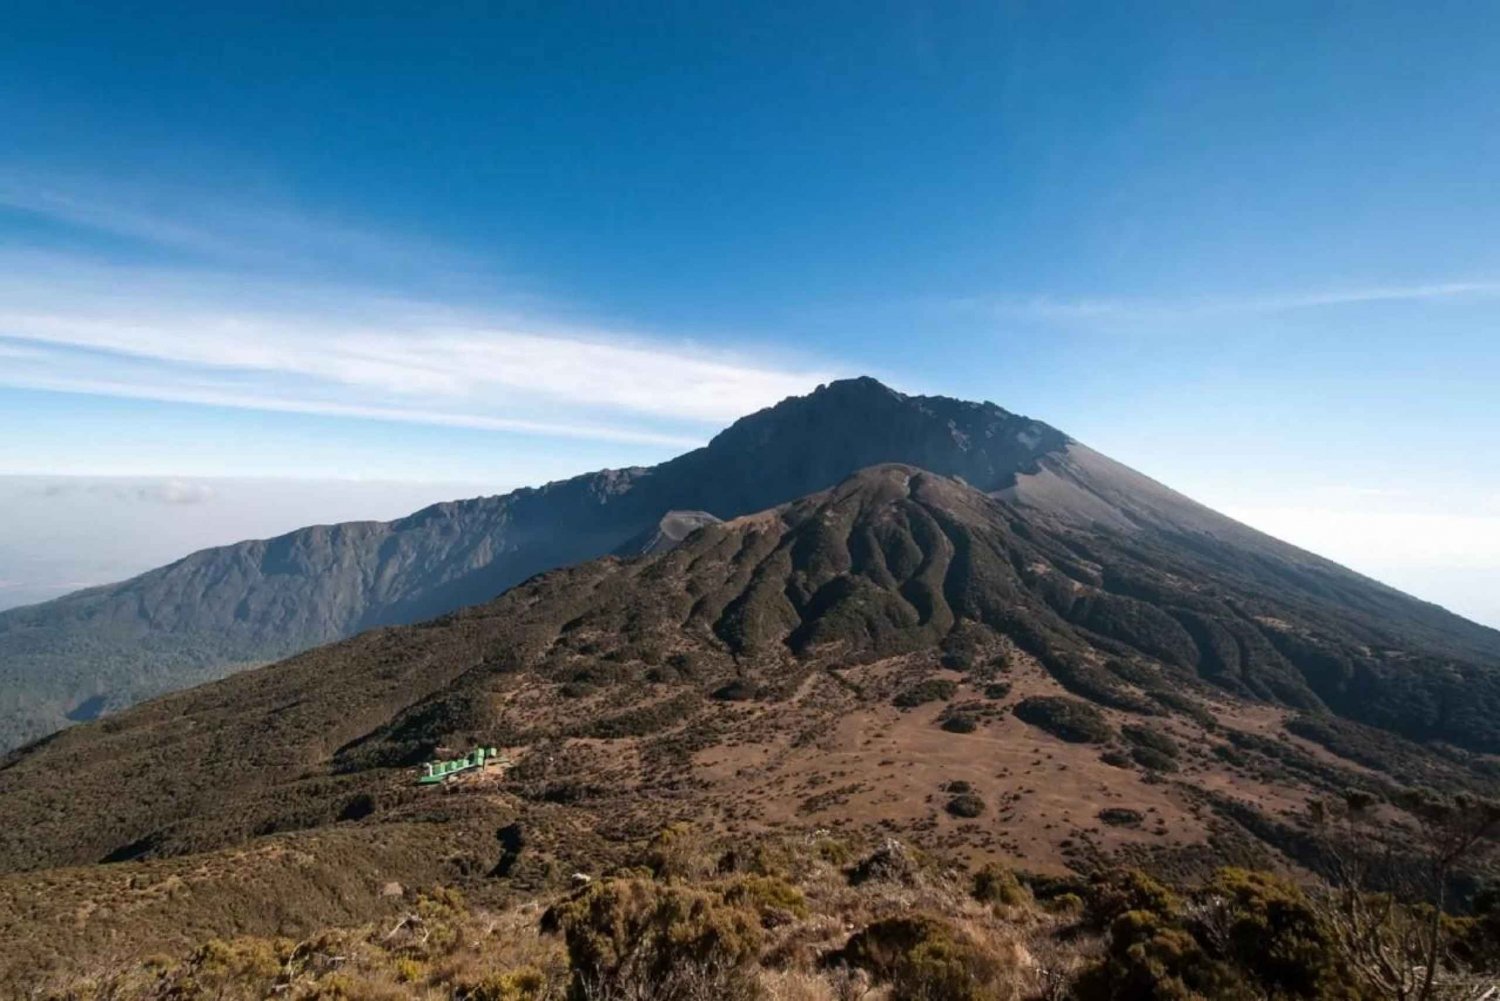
[1148,689,1217,727]
[643,822,710,882]
[1131,746,1179,773]
[940,714,978,734]
[983,681,1012,700]
[1193,868,1353,999]
[1098,808,1144,827]
[1074,868,1357,1001]
[720,874,808,925]
[940,651,976,672]
[392,956,428,983]
[972,863,1029,906]
[1013,696,1115,744]
[550,878,763,1001]
[462,967,551,1001]
[559,681,596,699]
[847,839,921,886]
[842,914,1010,1001]
[1213,744,1247,766]
[1047,892,1085,915]
[946,792,986,818]
[894,679,959,709]
[1084,870,1180,929]
[712,678,757,701]
[1122,724,1180,759]
[1100,750,1133,769]
[1074,909,1253,1001]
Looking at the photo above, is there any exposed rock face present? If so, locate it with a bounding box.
[613,511,723,557]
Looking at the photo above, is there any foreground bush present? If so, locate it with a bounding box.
[1075,868,1363,1000]
[842,913,1012,1001]
[548,878,763,1001]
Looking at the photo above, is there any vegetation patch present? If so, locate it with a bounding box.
[971,863,1030,906]
[1013,695,1115,744]
[1122,724,1180,760]
[1130,745,1179,772]
[893,678,958,709]
[841,913,1011,1001]
[1097,807,1144,828]
[940,713,978,734]
[945,792,986,818]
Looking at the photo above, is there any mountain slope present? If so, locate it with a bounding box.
[5,464,1499,870]
[0,378,1073,750]
[3,463,1499,984]
[2,468,1500,984]
[3,376,1497,756]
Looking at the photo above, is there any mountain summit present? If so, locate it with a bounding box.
[1,378,1495,753]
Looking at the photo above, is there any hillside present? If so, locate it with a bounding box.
[0,377,1072,751]
[5,377,1497,756]
[4,464,1499,988]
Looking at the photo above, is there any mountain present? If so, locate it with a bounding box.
[3,461,1500,987]
[6,378,1497,759]
[0,377,1078,751]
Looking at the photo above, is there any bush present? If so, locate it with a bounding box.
[946,792,986,818]
[1084,870,1180,929]
[983,681,1012,700]
[1148,689,1217,727]
[847,839,921,886]
[462,967,551,1000]
[1073,868,1358,1001]
[720,875,808,925]
[842,914,1010,1001]
[643,822,711,882]
[972,863,1029,906]
[550,878,763,1001]
[1013,696,1115,744]
[1098,808,1144,827]
[1122,724,1179,757]
[940,714,978,734]
[1131,746,1179,773]
[1074,908,1253,1001]
[1194,868,1353,999]
[712,678,757,701]
[894,679,959,709]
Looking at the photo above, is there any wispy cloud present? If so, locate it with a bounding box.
[0,168,478,282]
[0,287,830,445]
[964,280,1500,325]
[0,174,837,449]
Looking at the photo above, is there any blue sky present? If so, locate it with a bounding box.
[1,2,1498,623]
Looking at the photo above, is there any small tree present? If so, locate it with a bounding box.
[1309,789,1500,1000]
